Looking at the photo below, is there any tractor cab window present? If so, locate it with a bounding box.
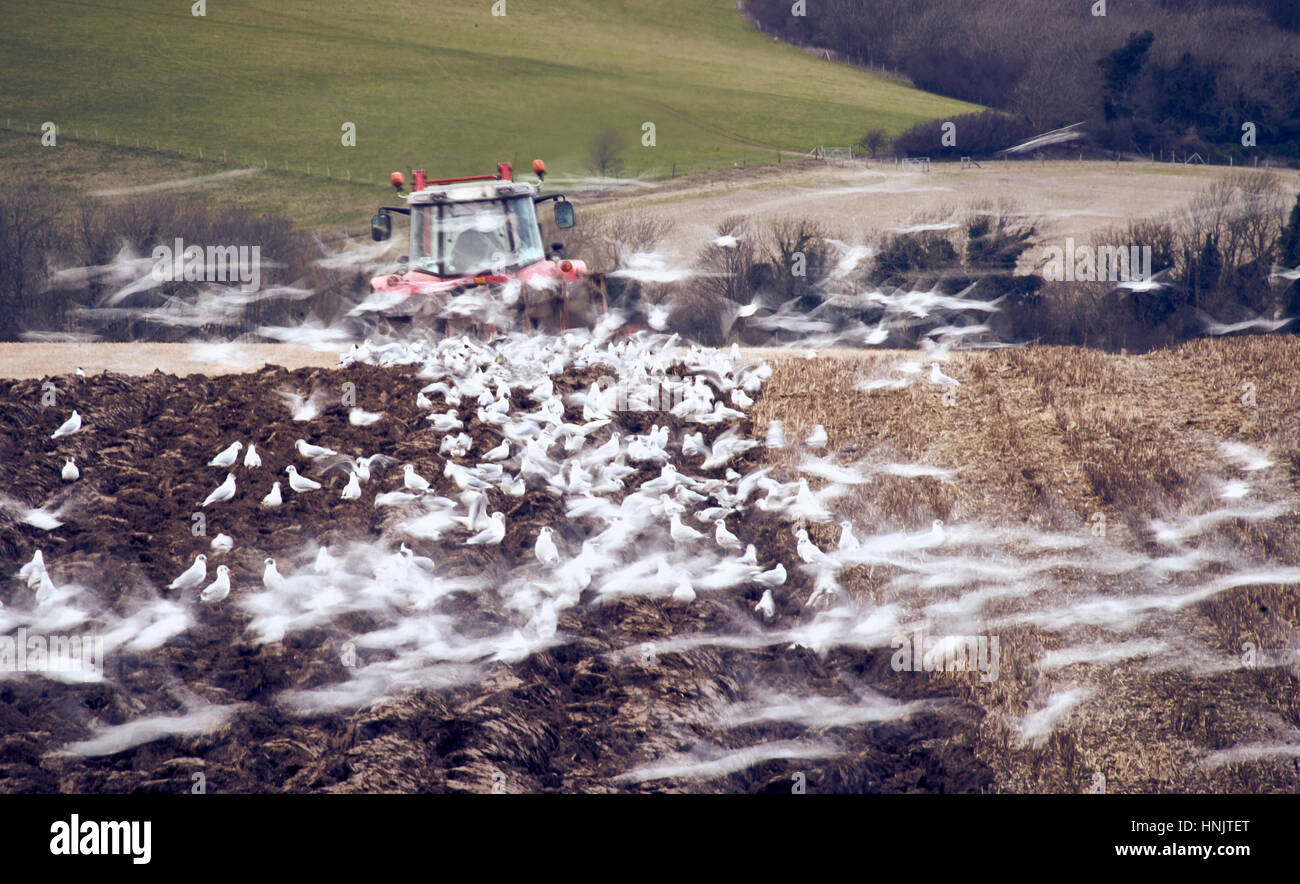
[410,197,545,278]
[505,196,545,268]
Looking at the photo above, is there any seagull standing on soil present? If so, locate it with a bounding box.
[756,562,787,586]
[208,441,243,468]
[61,458,79,481]
[295,438,338,459]
[51,410,81,439]
[201,565,231,604]
[838,520,859,551]
[466,512,506,545]
[243,444,262,468]
[285,465,321,492]
[672,574,697,603]
[929,363,960,387]
[262,557,286,590]
[210,533,234,553]
[805,425,828,448]
[202,472,237,507]
[403,464,431,493]
[766,421,786,449]
[341,471,362,500]
[930,519,946,543]
[715,519,742,550]
[669,513,704,544]
[168,554,207,591]
[755,589,776,620]
[262,481,283,506]
[535,526,560,566]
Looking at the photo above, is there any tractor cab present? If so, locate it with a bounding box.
[362,161,601,331]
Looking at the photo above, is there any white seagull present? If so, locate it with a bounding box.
[341,471,362,500]
[929,362,960,387]
[262,557,286,590]
[715,519,742,550]
[208,441,243,468]
[202,472,237,507]
[535,526,560,566]
[285,465,321,492]
[200,565,231,604]
[262,481,283,507]
[61,458,79,481]
[403,464,431,492]
[466,511,506,545]
[243,444,262,468]
[295,438,338,459]
[755,589,776,620]
[168,554,207,591]
[51,410,82,439]
[805,425,828,448]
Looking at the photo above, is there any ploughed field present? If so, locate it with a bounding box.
[1,333,1297,792]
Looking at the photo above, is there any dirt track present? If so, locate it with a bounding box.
[591,159,1300,262]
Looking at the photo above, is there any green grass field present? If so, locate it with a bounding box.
[1,0,978,183]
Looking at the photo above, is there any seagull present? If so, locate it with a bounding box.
[262,481,283,507]
[930,519,946,543]
[755,589,776,620]
[350,407,385,426]
[295,438,338,459]
[669,513,704,543]
[17,549,46,588]
[200,565,231,604]
[428,409,463,432]
[715,519,742,550]
[738,544,758,567]
[168,554,207,591]
[202,472,237,507]
[61,458,79,481]
[341,471,362,500]
[208,441,243,468]
[416,391,434,409]
[766,421,786,448]
[929,363,960,387]
[795,529,828,564]
[285,465,321,492]
[51,410,81,439]
[535,526,559,566]
[755,563,787,586]
[75,366,86,377]
[1219,480,1250,500]
[483,439,510,462]
[805,425,828,448]
[403,464,431,492]
[466,511,506,545]
[262,557,286,590]
[838,520,859,551]
[210,533,234,553]
[672,575,697,603]
[243,444,262,468]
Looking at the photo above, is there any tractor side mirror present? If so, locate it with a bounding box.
[371,213,392,242]
[554,200,575,230]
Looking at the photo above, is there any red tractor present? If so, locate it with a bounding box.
[363,160,605,332]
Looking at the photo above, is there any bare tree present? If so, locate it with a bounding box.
[587,128,629,179]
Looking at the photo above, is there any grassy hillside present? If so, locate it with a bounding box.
[0,0,977,181]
